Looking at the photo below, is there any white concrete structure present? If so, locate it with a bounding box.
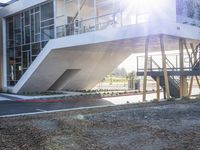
[0,0,200,94]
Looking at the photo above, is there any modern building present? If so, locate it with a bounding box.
[0,0,199,96]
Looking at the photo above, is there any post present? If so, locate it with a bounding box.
[183,40,193,66]
[156,76,160,101]
[142,37,150,102]
[196,77,200,88]
[160,35,170,99]
[190,43,200,88]
[179,39,188,97]
[189,76,194,97]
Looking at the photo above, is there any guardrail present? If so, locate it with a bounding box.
[136,54,198,72]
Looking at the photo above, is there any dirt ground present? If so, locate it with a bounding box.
[0,99,200,150]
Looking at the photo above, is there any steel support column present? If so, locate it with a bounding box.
[179,39,188,97]
[160,35,170,99]
[156,76,160,101]
[190,43,200,89]
[142,37,150,102]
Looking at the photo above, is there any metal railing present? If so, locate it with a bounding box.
[55,10,150,38]
[137,55,181,88]
[137,54,197,72]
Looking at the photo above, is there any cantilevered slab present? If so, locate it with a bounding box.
[9,21,200,93]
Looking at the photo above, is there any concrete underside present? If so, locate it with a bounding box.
[8,22,200,94]
[18,44,132,93]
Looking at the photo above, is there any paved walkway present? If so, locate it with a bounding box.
[0,91,83,101]
[0,94,16,101]
[0,98,113,116]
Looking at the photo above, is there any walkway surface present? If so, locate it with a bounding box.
[0,98,113,117]
[0,92,163,117]
[0,89,198,117]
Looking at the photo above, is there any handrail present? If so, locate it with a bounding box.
[56,11,122,37]
[193,44,200,68]
[137,56,189,72]
[166,58,176,70]
[151,58,161,69]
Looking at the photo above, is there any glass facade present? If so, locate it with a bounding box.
[6,1,54,86]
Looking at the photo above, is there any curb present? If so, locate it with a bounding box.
[14,92,155,103]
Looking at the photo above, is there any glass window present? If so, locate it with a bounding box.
[31,15,35,42]
[23,44,30,51]
[8,48,14,58]
[21,17,24,44]
[35,7,40,12]
[16,58,21,64]
[6,18,14,48]
[14,14,20,29]
[56,26,65,38]
[8,21,14,40]
[41,26,54,41]
[42,41,48,48]
[23,52,28,68]
[15,34,21,46]
[41,19,54,27]
[31,43,41,55]
[22,51,30,68]
[35,13,40,34]
[31,9,34,14]
[25,26,30,43]
[25,11,30,25]
[32,56,37,62]
[41,2,54,21]
[15,46,21,57]
[16,64,22,80]
[35,34,40,42]
[6,1,55,86]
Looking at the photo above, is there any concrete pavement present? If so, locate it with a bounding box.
[0,98,113,116]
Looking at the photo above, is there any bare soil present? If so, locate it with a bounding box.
[0,100,200,150]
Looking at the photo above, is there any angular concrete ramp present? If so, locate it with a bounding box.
[13,43,132,94]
